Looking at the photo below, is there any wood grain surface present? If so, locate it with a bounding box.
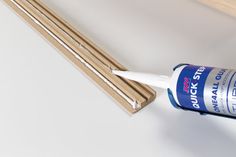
[200,0,236,17]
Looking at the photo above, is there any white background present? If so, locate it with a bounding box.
[1,0,236,156]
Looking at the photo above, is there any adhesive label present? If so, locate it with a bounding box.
[176,65,236,116]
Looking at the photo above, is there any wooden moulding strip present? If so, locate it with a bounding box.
[199,0,236,17]
[4,0,156,113]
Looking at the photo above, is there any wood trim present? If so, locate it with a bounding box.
[200,0,236,17]
[4,0,156,113]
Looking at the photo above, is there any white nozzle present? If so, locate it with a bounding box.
[112,70,170,89]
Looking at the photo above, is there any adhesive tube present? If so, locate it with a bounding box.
[113,64,236,119]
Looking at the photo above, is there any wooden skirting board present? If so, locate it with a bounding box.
[4,0,156,113]
[200,0,236,17]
